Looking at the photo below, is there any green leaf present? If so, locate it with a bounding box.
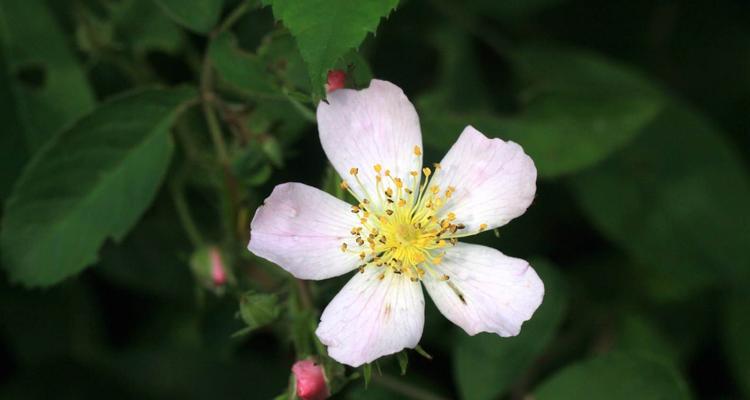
[263,0,398,97]
[724,290,750,397]
[209,31,279,97]
[615,314,680,368]
[153,0,224,34]
[533,352,691,399]
[0,87,196,287]
[238,291,281,330]
[110,0,183,55]
[0,0,95,198]
[569,101,750,299]
[421,45,663,178]
[453,259,568,400]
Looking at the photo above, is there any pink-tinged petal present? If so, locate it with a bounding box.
[423,243,544,336]
[317,80,422,201]
[248,183,360,280]
[316,268,425,367]
[434,126,536,232]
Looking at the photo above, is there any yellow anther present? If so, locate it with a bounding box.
[384,188,393,197]
[447,212,456,221]
[413,146,422,156]
[410,171,418,177]
[385,170,391,177]
[359,252,366,260]
[350,167,358,176]
[376,175,382,182]
[340,180,349,190]
[437,240,447,248]
[431,186,440,195]
[360,218,368,224]
[432,256,442,264]
[433,162,441,170]
[440,274,450,281]
[423,167,432,177]
[340,243,348,252]
[385,209,394,216]
[394,178,403,188]
[351,205,360,213]
[374,164,382,173]
[479,223,488,231]
[398,199,407,207]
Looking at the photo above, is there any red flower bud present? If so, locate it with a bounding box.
[210,247,227,287]
[292,359,329,400]
[325,70,346,93]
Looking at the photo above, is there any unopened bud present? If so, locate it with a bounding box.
[325,70,346,93]
[210,247,227,287]
[292,359,329,400]
[190,246,234,294]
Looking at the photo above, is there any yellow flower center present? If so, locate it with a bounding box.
[339,146,485,282]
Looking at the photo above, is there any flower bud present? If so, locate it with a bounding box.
[190,246,234,294]
[325,70,346,93]
[292,359,329,400]
[210,247,227,286]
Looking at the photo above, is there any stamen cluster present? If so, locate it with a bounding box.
[339,146,487,283]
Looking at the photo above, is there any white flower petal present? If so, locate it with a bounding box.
[248,183,360,280]
[317,80,422,202]
[433,125,536,232]
[316,268,425,367]
[423,243,544,336]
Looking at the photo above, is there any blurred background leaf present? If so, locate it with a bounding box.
[152,0,225,34]
[420,45,664,178]
[0,0,95,199]
[534,352,691,399]
[0,87,195,287]
[569,101,750,300]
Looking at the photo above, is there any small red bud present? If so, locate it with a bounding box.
[325,70,346,93]
[210,247,227,287]
[292,359,329,400]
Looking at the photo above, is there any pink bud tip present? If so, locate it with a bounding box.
[325,70,346,93]
[292,359,329,400]
[210,248,227,287]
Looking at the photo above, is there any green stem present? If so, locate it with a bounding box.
[170,181,203,246]
[215,0,255,36]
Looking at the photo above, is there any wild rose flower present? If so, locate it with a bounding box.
[292,359,329,400]
[248,80,544,367]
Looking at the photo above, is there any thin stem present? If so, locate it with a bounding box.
[295,279,314,310]
[372,374,450,400]
[200,59,230,165]
[170,181,203,246]
[215,0,254,35]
